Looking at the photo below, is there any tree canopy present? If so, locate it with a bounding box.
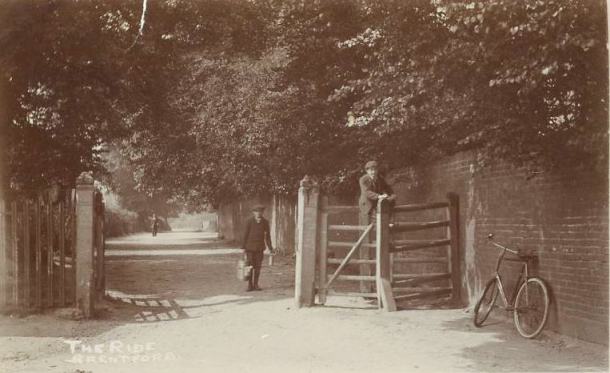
[2,0,607,208]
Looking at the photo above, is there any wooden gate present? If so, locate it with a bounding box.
[294,176,460,311]
[0,173,105,316]
[317,196,375,302]
[390,193,460,305]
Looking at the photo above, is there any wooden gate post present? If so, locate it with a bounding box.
[295,175,319,308]
[46,195,54,308]
[446,192,461,304]
[94,193,105,302]
[10,202,17,306]
[34,195,42,310]
[75,172,95,318]
[318,196,328,305]
[58,199,66,307]
[0,200,6,308]
[376,198,396,311]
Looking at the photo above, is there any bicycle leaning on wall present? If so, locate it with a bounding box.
[473,234,550,338]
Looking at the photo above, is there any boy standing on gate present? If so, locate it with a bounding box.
[358,160,396,293]
[359,160,396,225]
[241,205,275,291]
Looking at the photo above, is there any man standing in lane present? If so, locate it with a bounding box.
[241,205,274,291]
[151,213,160,237]
[359,160,396,225]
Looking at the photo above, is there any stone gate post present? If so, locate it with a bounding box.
[295,175,319,308]
[75,172,95,318]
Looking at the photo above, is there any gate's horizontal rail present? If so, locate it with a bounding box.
[393,202,449,213]
[393,272,451,286]
[392,257,448,264]
[336,275,376,281]
[393,287,452,301]
[328,241,375,248]
[390,239,450,252]
[327,258,375,265]
[326,290,378,298]
[390,220,449,233]
[328,224,370,231]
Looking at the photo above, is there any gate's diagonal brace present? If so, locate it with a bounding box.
[324,223,374,290]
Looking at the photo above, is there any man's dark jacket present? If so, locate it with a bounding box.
[359,174,395,218]
[241,217,272,252]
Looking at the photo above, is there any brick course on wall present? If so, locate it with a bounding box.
[390,151,609,345]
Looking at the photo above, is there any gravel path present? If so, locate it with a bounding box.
[0,231,607,373]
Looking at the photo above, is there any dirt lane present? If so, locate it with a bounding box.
[0,231,607,373]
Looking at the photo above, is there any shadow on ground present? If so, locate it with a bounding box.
[99,251,295,324]
[0,232,295,339]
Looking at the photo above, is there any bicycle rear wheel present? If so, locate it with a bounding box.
[474,278,499,327]
[513,277,549,338]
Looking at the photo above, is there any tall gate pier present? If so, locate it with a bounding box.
[295,176,461,311]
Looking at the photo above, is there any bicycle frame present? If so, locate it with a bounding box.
[475,235,549,338]
[489,241,530,311]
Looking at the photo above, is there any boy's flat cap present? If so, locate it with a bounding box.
[365,160,378,169]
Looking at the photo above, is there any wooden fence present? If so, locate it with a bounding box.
[294,175,461,311]
[0,172,105,317]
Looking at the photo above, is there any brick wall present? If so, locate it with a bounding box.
[389,151,608,345]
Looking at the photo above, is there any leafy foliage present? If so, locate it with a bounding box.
[2,0,606,207]
[1,0,178,192]
[343,0,608,171]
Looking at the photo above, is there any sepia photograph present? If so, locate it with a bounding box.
[0,0,608,372]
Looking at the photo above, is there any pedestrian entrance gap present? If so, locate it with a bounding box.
[294,176,461,311]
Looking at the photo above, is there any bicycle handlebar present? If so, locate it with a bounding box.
[487,233,520,255]
[491,241,519,255]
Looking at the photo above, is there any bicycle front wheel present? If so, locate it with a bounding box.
[513,277,549,338]
[474,278,499,327]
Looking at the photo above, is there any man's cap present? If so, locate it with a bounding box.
[251,205,266,212]
[365,160,378,170]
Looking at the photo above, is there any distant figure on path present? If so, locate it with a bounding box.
[151,213,160,237]
[359,160,396,225]
[241,205,274,291]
